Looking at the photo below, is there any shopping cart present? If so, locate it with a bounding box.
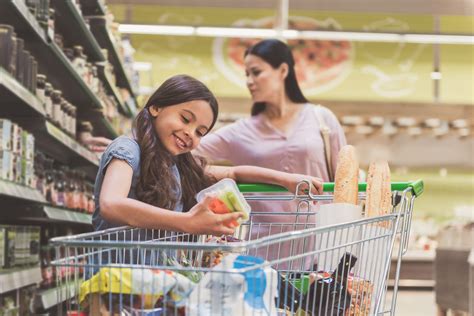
[50,180,423,316]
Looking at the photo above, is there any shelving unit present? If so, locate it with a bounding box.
[51,0,105,62]
[0,0,119,139]
[88,16,137,102]
[0,0,134,310]
[34,281,77,311]
[0,266,42,294]
[79,0,107,16]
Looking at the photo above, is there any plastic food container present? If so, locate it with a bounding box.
[196,178,250,224]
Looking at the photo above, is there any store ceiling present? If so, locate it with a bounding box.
[108,0,474,16]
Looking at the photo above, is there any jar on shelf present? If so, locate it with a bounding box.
[44,158,56,204]
[70,105,77,137]
[48,8,55,34]
[91,65,99,94]
[72,46,86,78]
[54,33,63,49]
[51,90,62,127]
[63,48,74,62]
[44,82,53,119]
[54,168,65,207]
[64,169,75,209]
[77,121,93,145]
[60,100,69,132]
[36,74,46,105]
[34,152,46,197]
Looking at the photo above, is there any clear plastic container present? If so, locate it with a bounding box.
[196,178,250,223]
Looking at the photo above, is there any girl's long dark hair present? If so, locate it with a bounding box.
[134,74,218,211]
[245,39,308,116]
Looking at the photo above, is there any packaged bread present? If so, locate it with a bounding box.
[365,160,392,225]
[333,145,359,205]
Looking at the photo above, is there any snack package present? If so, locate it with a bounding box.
[186,254,278,316]
[199,235,243,268]
[196,178,251,225]
[346,275,373,316]
[80,267,195,310]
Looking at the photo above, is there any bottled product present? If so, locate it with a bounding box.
[36,74,46,105]
[51,90,62,127]
[303,252,357,315]
[72,46,86,78]
[44,82,53,119]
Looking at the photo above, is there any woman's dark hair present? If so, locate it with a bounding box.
[134,74,218,211]
[245,39,308,116]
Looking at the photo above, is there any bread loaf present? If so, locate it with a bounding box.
[365,160,392,224]
[333,145,359,205]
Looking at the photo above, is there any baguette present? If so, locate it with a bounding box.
[365,160,392,225]
[333,145,359,205]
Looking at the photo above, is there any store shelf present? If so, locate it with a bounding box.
[51,0,105,62]
[0,68,46,118]
[0,266,42,294]
[34,282,77,310]
[88,16,137,101]
[0,0,119,140]
[97,64,133,118]
[79,0,107,16]
[0,179,46,203]
[0,0,47,43]
[42,206,92,225]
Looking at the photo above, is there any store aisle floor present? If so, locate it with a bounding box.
[389,290,436,315]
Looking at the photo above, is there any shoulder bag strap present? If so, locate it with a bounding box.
[313,105,334,181]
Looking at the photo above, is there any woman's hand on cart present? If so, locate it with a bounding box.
[184,195,243,235]
[283,174,324,195]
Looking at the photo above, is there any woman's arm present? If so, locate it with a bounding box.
[100,159,241,235]
[207,165,323,195]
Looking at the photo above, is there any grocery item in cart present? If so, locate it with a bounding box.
[79,267,194,311]
[333,145,359,205]
[200,234,243,268]
[196,178,251,225]
[302,252,357,315]
[365,160,392,225]
[187,254,278,316]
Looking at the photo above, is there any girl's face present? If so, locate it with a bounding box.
[150,100,214,156]
[244,54,287,103]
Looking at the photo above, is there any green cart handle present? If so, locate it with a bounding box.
[238,179,424,197]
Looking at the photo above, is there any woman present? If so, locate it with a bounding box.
[195,39,346,268]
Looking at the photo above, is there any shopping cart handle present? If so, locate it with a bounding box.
[237,179,424,197]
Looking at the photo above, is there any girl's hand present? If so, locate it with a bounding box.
[283,173,324,195]
[184,195,243,235]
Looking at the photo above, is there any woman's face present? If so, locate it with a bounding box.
[244,54,286,103]
[150,100,214,156]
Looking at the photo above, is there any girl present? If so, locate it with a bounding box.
[93,74,323,236]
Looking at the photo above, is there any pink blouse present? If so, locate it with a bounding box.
[195,103,347,269]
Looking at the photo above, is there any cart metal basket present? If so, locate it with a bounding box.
[51,180,423,316]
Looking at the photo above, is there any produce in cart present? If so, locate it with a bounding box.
[196,178,251,227]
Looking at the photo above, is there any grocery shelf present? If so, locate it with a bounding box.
[0,266,42,294]
[42,206,92,225]
[0,0,120,139]
[0,179,46,204]
[97,63,133,118]
[51,0,105,62]
[0,68,46,117]
[34,281,77,310]
[79,0,107,16]
[88,16,137,101]
[0,0,47,43]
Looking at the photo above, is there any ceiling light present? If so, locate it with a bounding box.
[395,117,417,127]
[368,116,385,127]
[423,118,442,128]
[450,119,468,129]
[118,24,474,45]
[431,71,442,80]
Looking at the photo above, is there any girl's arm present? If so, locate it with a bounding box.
[206,165,323,195]
[100,159,241,235]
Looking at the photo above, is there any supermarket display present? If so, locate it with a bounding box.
[0,0,137,313]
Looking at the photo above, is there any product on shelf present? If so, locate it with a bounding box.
[0,225,40,269]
